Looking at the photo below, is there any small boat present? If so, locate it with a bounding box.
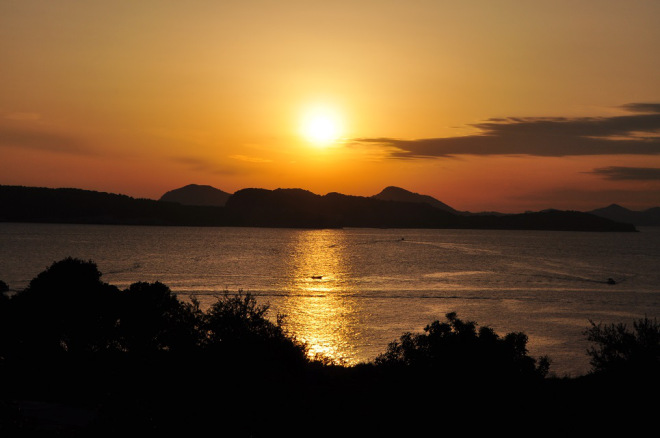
[311,275,323,280]
[607,278,616,285]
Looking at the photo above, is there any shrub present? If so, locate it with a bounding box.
[203,291,309,366]
[375,312,550,381]
[585,317,660,377]
[118,281,203,354]
[9,257,121,356]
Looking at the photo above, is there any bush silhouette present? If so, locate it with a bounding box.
[8,257,121,356]
[375,312,550,381]
[0,284,12,360]
[1,258,309,370]
[585,317,660,378]
[118,281,203,354]
[203,291,309,367]
[7,257,660,434]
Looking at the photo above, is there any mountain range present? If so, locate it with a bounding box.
[1,184,646,231]
[158,183,659,226]
[586,204,660,227]
[0,185,226,226]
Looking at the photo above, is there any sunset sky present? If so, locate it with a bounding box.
[1,1,659,213]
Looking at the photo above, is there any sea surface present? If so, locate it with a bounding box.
[1,222,659,377]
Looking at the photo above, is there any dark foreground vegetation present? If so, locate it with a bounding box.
[1,258,658,436]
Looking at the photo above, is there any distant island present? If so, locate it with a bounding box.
[587,204,660,227]
[0,184,643,232]
[0,185,226,227]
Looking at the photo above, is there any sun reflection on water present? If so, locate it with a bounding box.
[280,230,362,365]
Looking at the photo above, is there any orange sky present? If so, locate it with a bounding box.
[1,1,659,213]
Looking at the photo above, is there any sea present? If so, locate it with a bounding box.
[1,222,658,377]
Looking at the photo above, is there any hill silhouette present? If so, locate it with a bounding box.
[371,186,459,214]
[159,184,232,207]
[0,184,638,231]
[588,204,660,226]
[224,188,460,228]
[0,185,226,226]
[224,187,636,231]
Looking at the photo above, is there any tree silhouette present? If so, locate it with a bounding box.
[585,317,660,377]
[118,281,203,354]
[375,312,550,381]
[9,257,121,357]
[203,291,308,367]
[5,257,659,435]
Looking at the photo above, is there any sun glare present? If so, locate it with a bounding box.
[300,107,343,147]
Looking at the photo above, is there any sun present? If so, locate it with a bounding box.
[300,106,343,147]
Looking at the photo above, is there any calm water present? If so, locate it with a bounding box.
[1,223,659,376]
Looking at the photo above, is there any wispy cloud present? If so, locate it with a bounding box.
[351,103,660,159]
[229,154,272,163]
[171,156,245,175]
[620,103,660,114]
[4,112,41,121]
[588,166,660,181]
[0,125,92,155]
[512,187,660,211]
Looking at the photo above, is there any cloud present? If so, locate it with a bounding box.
[351,103,660,159]
[4,112,41,121]
[229,154,272,163]
[512,187,660,211]
[0,125,91,155]
[620,103,660,114]
[588,166,660,181]
[171,156,245,175]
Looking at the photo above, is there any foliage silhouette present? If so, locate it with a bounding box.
[2,257,658,434]
[8,257,121,357]
[203,291,309,369]
[0,283,12,362]
[118,281,203,354]
[585,317,660,378]
[374,311,550,382]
